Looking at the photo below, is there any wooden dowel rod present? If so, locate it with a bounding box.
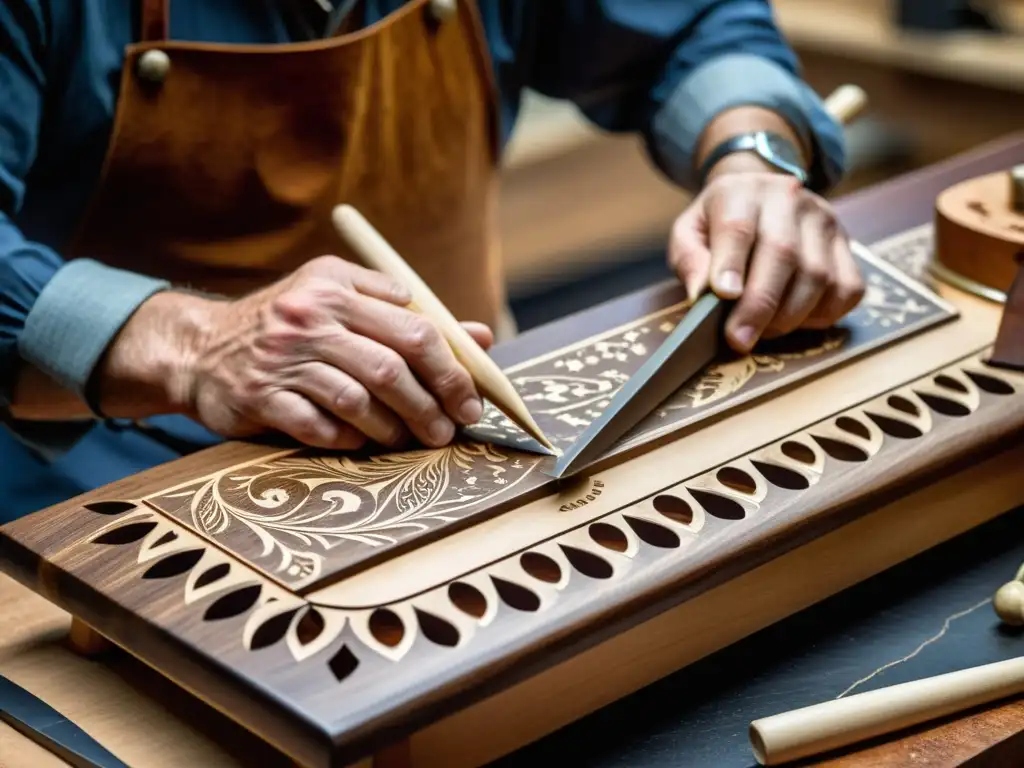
[331,204,557,454]
[749,657,1024,765]
[823,84,868,125]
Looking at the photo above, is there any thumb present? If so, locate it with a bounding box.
[669,204,712,301]
[460,321,494,350]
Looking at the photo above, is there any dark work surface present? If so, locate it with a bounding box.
[493,504,1024,768]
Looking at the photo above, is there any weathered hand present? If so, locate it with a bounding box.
[669,171,865,353]
[171,256,491,451]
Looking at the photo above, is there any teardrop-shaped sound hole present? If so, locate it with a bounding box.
[93,522,157,545]
[203,585,262,621]
[249,609,300,651]
[368,609,404,648]
[836,416,871,440]
[448,582,488,618]
[415,608,460,647]
[652,494,693,525]
[194,563,231,589]
[781,440,816,464]
[559,545,613,579]
[491,577,541,612]
[588,522,628,552]
[624,516,680,548]
[688,489,746,520]
[716,467,756,494]
[965,370,1014,395]
[915,391,970,417]
[811,435,868,462]
[141,549,204,579]
[296,607,326,646]
[866,412,923,439]
[84,501,137,515]
[751,460,809,490]
[520,551,562,583]
[934,374,968,393]
[886,394,919,416]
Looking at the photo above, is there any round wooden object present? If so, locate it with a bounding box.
[994,580,1024,627]
[933,171,1024,303]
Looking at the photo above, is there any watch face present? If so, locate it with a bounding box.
[754,132,806,181]
[760,132,800,166]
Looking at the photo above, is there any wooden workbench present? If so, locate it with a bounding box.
[2,133,1023,768]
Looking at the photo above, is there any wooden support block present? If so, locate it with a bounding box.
[66,618,113,657]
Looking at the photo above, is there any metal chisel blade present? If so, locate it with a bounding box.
[545,292,726,480]
[0,673,130,768]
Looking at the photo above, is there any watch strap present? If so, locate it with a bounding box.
[697,131,808,188]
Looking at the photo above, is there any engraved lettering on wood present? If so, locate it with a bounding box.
[559,480,606,512]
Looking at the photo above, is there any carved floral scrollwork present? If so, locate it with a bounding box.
[144,235,953,590]
[148,442,540,585]
[87,351,1021,684]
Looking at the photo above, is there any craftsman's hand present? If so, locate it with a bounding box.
[99,256,492,451]
[669,169,865,354]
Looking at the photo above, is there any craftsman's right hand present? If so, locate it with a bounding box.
[104,256,491,451]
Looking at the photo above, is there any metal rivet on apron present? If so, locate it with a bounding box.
[137,50,171,84]
[429,0,457,22]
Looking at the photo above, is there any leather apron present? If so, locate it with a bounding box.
[69,0,514,336]
[0,0,515,523]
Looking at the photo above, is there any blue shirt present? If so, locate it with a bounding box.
[0,0,845,458]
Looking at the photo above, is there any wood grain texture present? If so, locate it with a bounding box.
[2,344,1022,767]
[2,137,1024,768]
[934,170,1024,299]
[59,247,953,593]
[813,698,1024,767]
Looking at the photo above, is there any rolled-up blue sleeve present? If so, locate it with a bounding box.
[524,0,845,195]
[1,1,168,446]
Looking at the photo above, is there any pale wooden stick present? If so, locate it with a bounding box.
[823,84,868,125]
[749,657,1024,765]
[331,204,557,454]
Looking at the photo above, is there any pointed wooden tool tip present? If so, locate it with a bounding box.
[331,203,558,455]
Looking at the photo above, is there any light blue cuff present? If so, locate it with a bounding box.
[18,259,170,398]
[650,52,842,192]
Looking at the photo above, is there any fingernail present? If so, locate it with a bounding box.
[733,325,756,351]
[428,418,454,445]
[686,278,703,301]
[459,397,483,424]
[716,270,743,296]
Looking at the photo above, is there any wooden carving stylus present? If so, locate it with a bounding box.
[331,204,557,455]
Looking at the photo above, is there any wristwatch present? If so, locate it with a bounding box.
[697,131,808,187]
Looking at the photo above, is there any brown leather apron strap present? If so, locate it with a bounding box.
[141,0,169,42]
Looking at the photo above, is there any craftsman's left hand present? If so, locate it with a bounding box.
[669,170,865,354]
